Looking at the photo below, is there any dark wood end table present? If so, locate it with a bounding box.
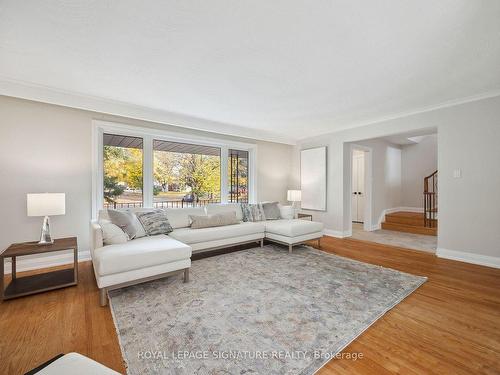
[1,237,78,301]
[298,213,313,221]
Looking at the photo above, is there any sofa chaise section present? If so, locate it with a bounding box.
[264,219,324,252]
[90,221,191,306]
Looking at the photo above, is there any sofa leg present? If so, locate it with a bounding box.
[260,239,264,248]
[317,238,321,248]
[99,288,108,307]
[183,268,190,283]
[289,244,293,253]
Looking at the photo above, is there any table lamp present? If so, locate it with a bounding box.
[287,190,302,219]
[27,193,66,245]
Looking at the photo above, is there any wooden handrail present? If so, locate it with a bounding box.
[424,170,438,193]
[424,170,438,228]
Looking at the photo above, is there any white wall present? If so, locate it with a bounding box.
[401,134,438,207]
[0,96,292,268]
[291,95,500,266]
[349,139,402,228]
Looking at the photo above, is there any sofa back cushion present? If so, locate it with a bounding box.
[206,203,243,221]
[190,212,240,229]
[165,207,206,229]
[278,205,295,220]
[261,202,281,220]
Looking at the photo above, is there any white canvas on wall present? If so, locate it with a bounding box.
[300,146,327,211]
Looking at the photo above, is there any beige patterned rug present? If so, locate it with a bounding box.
[109,245,426,374]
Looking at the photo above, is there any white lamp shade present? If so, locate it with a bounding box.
[287,190,302,202]
[27,193,66,217]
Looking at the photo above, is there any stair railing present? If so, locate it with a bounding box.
[424,170,438,228]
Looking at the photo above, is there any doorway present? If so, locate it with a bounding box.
[348,144,372,233]
[352,149,365,223]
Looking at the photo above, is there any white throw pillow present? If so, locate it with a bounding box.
[99,220,128,245]
[279,205,295,220]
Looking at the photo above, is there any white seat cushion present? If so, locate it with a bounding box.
[93,235,191,276]
[265,219,323,237]
[169,222,265,244]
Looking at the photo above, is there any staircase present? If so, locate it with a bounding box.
[381,212,437,236]
[381,170,438,236]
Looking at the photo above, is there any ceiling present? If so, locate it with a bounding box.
[380,129,437,146]
[1,1,500,144]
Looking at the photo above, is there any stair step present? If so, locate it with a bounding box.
[386,213,425,226]
[381,222,437,236]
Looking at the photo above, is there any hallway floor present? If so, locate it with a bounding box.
[351,223,437,253]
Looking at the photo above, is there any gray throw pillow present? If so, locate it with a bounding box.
[241,203,266,222]
[261,202,281,220]
[190,212,239,229]
[107,209,137,239]
[135,210,173,236]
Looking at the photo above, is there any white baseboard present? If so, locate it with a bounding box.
[437,248,500,269]
[377,206,423,228]
[4,250,91,274]
[323,229,352,238]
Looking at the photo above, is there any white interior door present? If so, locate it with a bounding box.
[352,150,365,223]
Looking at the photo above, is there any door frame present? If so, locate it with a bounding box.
[349,144,373,232]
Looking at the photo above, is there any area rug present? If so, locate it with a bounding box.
[109,245,426,374]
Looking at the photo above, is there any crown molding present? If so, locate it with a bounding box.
[2,77,499,144]
[299,88,500,140]
[0,77,297,145]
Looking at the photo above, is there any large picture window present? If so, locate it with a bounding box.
[103,134,143,208]
[228,149,249,203]
[153,140,221,208]
[94,121,256,216]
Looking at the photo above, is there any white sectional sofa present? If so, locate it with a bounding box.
[90,203,323,306]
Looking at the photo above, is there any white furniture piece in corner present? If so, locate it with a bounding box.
[35,352,120,375]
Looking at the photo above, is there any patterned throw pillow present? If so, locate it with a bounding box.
[241,203,266,222]
[261,202,281,220]
[135,210,173,236]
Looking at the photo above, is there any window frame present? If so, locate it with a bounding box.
[92,120,257,219]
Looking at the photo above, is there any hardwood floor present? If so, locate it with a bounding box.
[1,237,499,374]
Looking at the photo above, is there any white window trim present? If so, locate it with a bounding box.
[91,120,258,219]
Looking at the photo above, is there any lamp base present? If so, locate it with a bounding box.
[291,201,299,219]
[38,216,54,245]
